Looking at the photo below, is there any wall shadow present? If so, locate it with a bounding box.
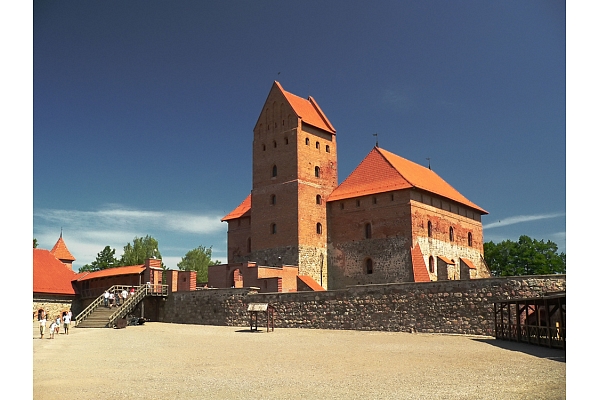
[471,338,565,363]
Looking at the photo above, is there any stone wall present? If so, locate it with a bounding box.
[160,275,565,336]
[33,294,75,321]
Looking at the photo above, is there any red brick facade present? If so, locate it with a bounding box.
[219,82,489,291]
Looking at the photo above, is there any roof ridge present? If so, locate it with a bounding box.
[308,96,336,133]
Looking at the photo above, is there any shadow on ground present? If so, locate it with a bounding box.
[472,338,565,362]
[235,329,269,333]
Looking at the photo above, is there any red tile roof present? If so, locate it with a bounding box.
[33,249,77,295]
[75,265,146,281]
[438,256,455,265]
[327,147,487,214]
[460,257,477,269]
[50,236,76,261]
[411,244,431,283]
[222,194,251,221]
[275,81,336,134]
[297,275,326,291]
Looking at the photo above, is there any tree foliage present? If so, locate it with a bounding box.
[79,246,120,272]
[120,235,164,267]
[484,235,566,277]
[33,238,38,248]
[177,245,221,283]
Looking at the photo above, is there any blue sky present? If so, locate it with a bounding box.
[29,0,567,271]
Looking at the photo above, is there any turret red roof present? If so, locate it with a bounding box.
[274,81,336,134]
[50,236,76,262]
[33,249,77,295]
[222,194,251,221]
[75,265,146,281]
[327,147,487,214]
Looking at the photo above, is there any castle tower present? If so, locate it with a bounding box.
[250,81,337,288]
[50,231,76,270]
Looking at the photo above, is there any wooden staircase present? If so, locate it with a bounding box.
[75,284,168,328]
[76,306,117,328]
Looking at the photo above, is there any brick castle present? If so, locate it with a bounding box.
[212,81,490,291]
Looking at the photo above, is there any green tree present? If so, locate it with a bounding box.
[177,245,221,283]
[79,246,120,272]
[121,235,164,267]
[33,238,38,248]
[484,235,566,277]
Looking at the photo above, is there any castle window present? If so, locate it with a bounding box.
[315,166,320,178]
[372,197,377,205]
[273,140,277,148]
[305,138,310,145]
[316,223,322,234]
[340,202,344,210]
[282,119,285,126]
[391,193,394,201]
[427,221,432,237]
[271,224,277,234]
[285,137,289,145]
[429,256,435,273]
[316,141,320,149]
[262,144,266,151]
[247,238,251,253]
[468,232,473,247]
[365,258,373,274]
[326,145,330,153]
[316,194,322,205]
[356,199,361,207]
[449,227,454,242]
[365,223,372,239]
[272,165,277,177]
[270,194,276,205]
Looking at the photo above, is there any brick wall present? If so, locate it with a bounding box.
[160,276,565,336]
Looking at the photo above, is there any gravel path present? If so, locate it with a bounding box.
[33,322,565,400]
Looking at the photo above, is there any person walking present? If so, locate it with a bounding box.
[63,311,71,335]
[49,319,57,339]
[104,290,110,307]
[121,288,128,304]
[55,315,61,335]
[109,292,115,308]
[38,310,47,339]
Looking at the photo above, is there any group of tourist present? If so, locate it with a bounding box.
[103,287,134,308]
[37,309,72,339]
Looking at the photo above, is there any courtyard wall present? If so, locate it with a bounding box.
[159,275,565,336]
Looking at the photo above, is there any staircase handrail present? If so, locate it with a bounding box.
[75,284,118,326]
[106,285,148,327]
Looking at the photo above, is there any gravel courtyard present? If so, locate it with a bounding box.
[33,322,565,400]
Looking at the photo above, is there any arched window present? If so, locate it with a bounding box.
[316,141,320,149]
[273,140,277,148]
[366,258,373,274]
[272,165,277,177]
[365,223,372,239]
[427,221,432,237]
[372,197,377,205]
[284,137,289,145]
[326,145,330,153]
[262,144,266,151]
[468,232,473,247]
[316,194,322,205]
[429,256,435,273]
[316,223,322,234]
[270,194,276,205]
[305,138,310,145]
[449,227,454,242]
[315,166,320,178]
[271,224,277,234]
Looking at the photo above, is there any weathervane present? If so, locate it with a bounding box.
[373,133,379,147]
[426,157,431,170]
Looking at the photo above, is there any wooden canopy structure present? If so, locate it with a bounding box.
[494,292,565,349]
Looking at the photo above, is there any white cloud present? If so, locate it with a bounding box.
[483,212,565,229]
[33,205,227,269]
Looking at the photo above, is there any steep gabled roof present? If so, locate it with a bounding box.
[33,249,77,295]
[327,147,487,214]
[222,194,251,221]
[411,244,431,283]
[274,81,336,134]
[50,235,76,261]
[75,265,145,281]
